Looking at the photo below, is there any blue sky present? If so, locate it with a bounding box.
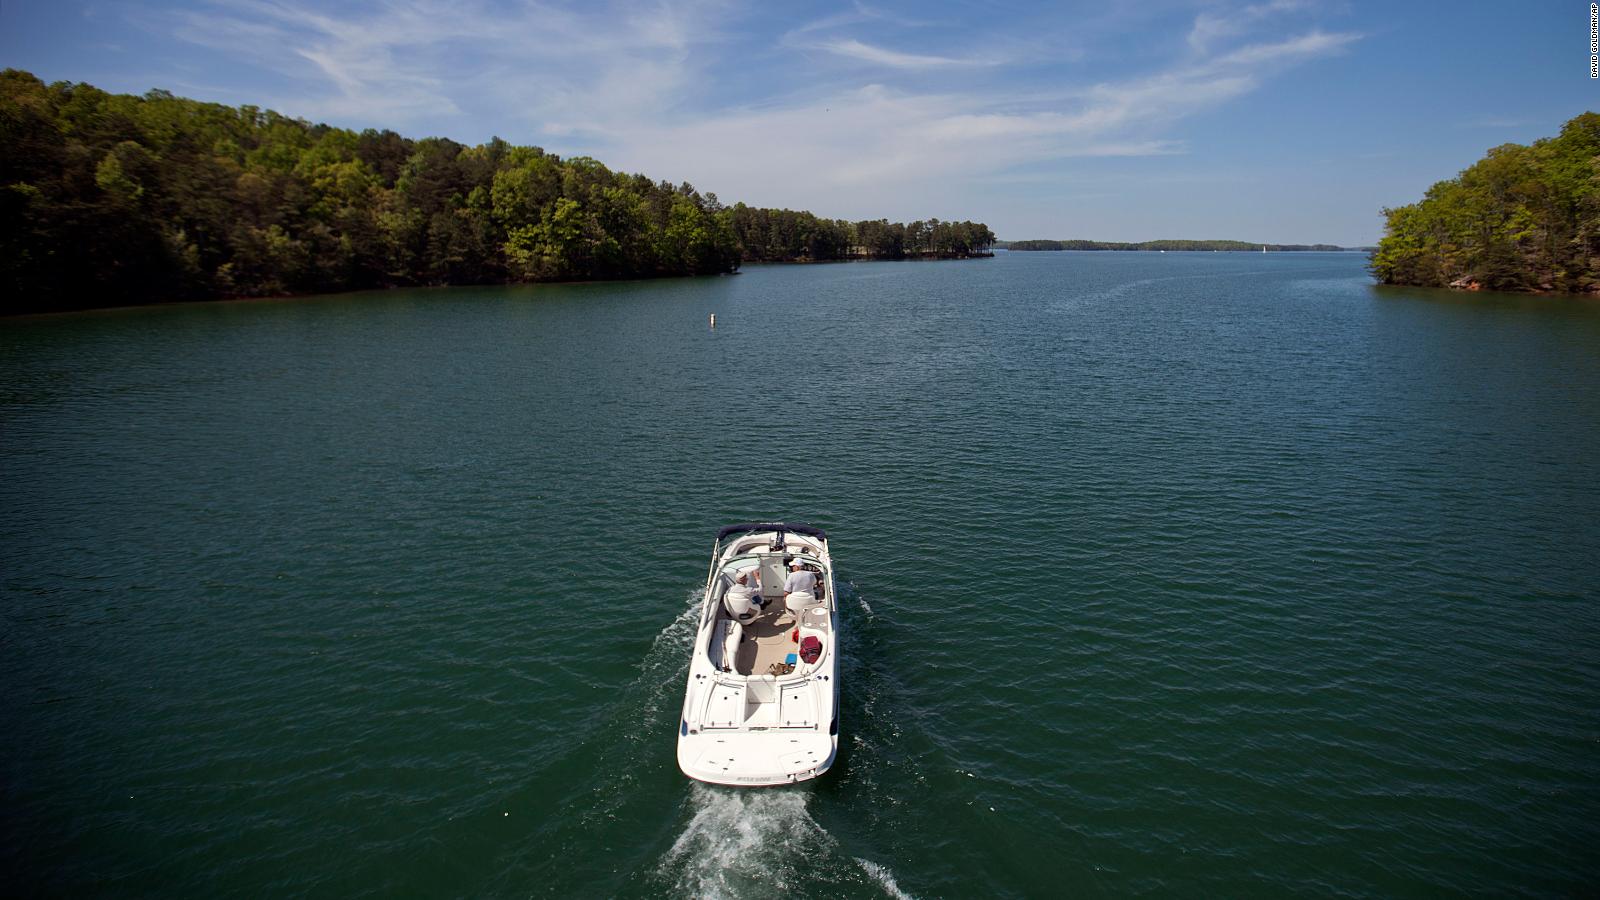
[1,0,1594,244]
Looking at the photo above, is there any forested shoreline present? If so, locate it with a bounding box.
[1004,239,1349,251]
[0,71,993,314]
[731,206,993,263]
[1371,112,1599,294]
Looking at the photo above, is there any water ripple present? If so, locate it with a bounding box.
[2,254,1597,896]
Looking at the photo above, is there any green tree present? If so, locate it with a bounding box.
[1374,112,1600,293]
[0,69,988,313]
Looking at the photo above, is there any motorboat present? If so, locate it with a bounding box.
[676,522,839,786]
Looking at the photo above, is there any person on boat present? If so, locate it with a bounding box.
[725,580,758,622]
[783,558,818,618]
[722,567,750,591]
[723,568,764,617]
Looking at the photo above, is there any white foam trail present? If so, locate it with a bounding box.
[633,590,702,717]
[643,589,704,668]
[855,857,916,900]
[577,589,704,826]
[659,784,827,899]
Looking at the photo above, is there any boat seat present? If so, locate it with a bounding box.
[724,584,759,623]
[711,619,744,672]
[729,621,745,669]
[785,590,820,618]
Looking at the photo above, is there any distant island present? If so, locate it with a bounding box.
[0,70,993,314]
[1372,112,1599,295]
[999,239,1353,252]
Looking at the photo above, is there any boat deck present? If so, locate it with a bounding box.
[734,600,802,676]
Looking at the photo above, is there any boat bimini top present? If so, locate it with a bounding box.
[714,521,828,542]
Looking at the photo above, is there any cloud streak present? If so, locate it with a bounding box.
[161,0,730,122]
[587,27,1358,219]
[1188,0,1310,52]
[815,38,994,69]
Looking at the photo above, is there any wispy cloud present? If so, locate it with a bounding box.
[1214,29,1359,65]
[1189,0,1310,52]
[158,0,730,123]
[787,1,929,37]
[584,27,1359,218]
[815,37,995,69]
[143,0,1361,225]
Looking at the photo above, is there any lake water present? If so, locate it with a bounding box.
[3,252,1597,897]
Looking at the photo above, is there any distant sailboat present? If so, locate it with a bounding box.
[1261,245,1267,253]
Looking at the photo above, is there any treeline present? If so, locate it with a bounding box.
[1371,112,1600,294]
[728,206,994,262]
[0,70,991,313]
[1004,239,1346,251]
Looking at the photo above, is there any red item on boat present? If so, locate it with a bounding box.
[799,636,822,664]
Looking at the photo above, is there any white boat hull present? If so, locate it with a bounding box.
[677,524,839,786]
[677,728,837,786]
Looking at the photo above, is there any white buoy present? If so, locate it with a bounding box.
[709,313,716,329]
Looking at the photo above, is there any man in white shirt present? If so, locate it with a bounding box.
[725,568,764,617]
[783,559,818,617]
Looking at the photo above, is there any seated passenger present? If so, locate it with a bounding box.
[726,563,761,621]
[783,558,818,617]
[725,582,758,622]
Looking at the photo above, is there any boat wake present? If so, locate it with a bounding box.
[643,589,704,681]
[854,857,916,900]
[647,578,918,899]
[570,590,703,828]
[654,784,916,898]
[853,582,875,620]
[657,784,829,898]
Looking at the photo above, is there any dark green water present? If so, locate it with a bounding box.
[3,252,1597,897]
